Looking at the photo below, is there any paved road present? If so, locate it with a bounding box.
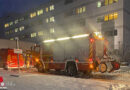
[0,69,130,90]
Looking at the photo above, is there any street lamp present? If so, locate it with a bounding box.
[15,37,20,74]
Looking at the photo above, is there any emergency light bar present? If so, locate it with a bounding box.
[43,39,55,43]
[72,34,89,39]
[43,34,90,43]
[57,37,70,41]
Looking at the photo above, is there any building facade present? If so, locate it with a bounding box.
[0,0,130,63]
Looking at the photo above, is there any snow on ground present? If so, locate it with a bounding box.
[0,66,130,90]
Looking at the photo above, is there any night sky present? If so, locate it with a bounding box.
[0,0,49,17]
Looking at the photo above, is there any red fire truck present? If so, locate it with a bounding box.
[31,32,120,76]
[0,49,25,69]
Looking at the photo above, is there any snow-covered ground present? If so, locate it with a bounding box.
[0,67,130,90]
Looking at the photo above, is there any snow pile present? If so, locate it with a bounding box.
[109,84,130,90]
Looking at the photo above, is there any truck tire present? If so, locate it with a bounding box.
[99,62,107,73]
[111,61,120,70]
[37,65,44,73]
[66,63,77,76]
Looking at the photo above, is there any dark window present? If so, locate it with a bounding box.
[64,0,73,5]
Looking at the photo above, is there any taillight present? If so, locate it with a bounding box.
[89,58,93,62]
[75,59,79,63]
[90,38,94,43]
[50,59,53,63]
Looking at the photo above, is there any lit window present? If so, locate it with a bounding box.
[31,33,37,38]
[109,13,114,20]
[76,6,86,14]
[15,28,18,32]
[105,0,109,6]
[109,0,113,4]
[76,8,80,14]
[37,9,43,16]
[79,8,82,13]
[50,28,55,33]
[82,6,86,12]
[46,18,49,23]
[30,12,36,18]
[50,16,55,22]
[114,12,118,19]
[4,24,9,28]
[104,15,109,21]
[50,5,54,11]
[38,31,43,36]
[15,19,19,24]
[19,26,24,31]
[114,0,118,2]
[9,22,13,26]
[46,7,49,12]
[97,1,102,7]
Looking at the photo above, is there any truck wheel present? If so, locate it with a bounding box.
[37,64,44,73]
[66,63,77,76]
[111,61,120,70]
[38,66,44,72]
[99,62,107,73]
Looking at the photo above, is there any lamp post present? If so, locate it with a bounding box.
[15,37,20,74]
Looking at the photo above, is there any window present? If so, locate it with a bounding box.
[46,7,49,12]
[50,28,55,33]
[109,13,114,20]
[31,33,36,38]
[104,15,109,21]
[114,12,118,19]
[19,26,24,31]
[105,0,109,6]
[19,18,24,21]
[15,28,18,33]
[4,24,9,28]
[109,0,113,4]
[50,17,55,22]
[98,0,118,7]
[83,6,86,12]
[10,38,14,40]
[114,0,118,2]
[10,30,13,34]
[9,22,13,26]
[50,5,54,11]
[5,31,9,35]
[103,12,118,22]
[30,12,36,18]
[37,9,43,16]
[76,6,86,14]
[97,1,102,7]
[65,0,73,4]
[38,31,43,36]
[15,19,19,24]
[46,18,49,23]
[97,16,104,22]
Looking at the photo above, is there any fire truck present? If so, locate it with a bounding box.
[0,49,24,69]
[31,32,120,76]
